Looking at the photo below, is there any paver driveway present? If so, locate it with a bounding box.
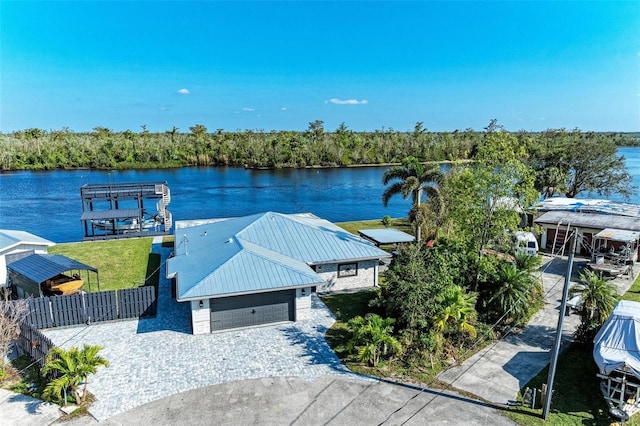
[43,243,356,421]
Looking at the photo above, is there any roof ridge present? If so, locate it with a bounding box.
[238,238,317,276]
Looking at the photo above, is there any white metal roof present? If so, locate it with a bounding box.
[533,198,640,218]
[594,229,640,243]
[0,230,55,254]
[358,228,415,245]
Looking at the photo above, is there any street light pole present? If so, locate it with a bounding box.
[542,230,577,419]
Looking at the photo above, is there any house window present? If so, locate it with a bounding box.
[338,263,358,278]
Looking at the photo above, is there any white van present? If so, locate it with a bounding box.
[514,231,539,256]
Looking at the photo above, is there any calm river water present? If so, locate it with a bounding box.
[1,147,639,243]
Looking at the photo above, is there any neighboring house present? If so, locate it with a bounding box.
[0,229,55,286]
[167,212,391,334]
[534,211,640,256]
[531,198,640,256]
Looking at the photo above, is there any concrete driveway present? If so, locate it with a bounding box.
[67,376,514,426]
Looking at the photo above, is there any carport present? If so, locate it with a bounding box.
[7,253,99,297]
[357,228,415,247]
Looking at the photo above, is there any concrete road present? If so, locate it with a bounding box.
[0,388,61,426]
[66,376,514,426]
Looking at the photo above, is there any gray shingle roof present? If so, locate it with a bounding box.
[534,211,640,232]
[167,212,391,301]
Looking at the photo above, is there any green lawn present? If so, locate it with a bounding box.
[621,273,640,303]
[49,237,157,292]
[336,217,413,236]
[320,290,387,375]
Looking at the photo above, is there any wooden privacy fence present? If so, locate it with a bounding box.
[24,286,156,329]
[15,321,57,368]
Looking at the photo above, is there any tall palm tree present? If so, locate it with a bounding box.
[571,269,618,324]
[382,157,443,241]
[42,344,109,405]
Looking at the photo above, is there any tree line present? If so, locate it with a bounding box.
[0,121,637,172]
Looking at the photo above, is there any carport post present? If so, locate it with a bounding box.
[542,231,577,419]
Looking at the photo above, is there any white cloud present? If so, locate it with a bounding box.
[241,107,255,112]
[280,107,287,111]
[325,98,368,105]
[177,88,190,95]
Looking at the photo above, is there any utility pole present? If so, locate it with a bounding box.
[542,231,577,419]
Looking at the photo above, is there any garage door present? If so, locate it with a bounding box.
[210,290,295,331]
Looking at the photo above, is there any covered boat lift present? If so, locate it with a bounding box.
[80,181,172,241]
[594,300,640,420]
[7,253,99,298]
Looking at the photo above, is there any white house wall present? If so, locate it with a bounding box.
[191,299,211,335]
[315,260,379,292]
[295,287,312,320]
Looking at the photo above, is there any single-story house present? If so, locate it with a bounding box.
[532,198,640,219]
[0,229,55,286]
[534,211,640,255]
[166,212,392,334]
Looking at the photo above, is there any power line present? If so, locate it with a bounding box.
[375,231,578,425]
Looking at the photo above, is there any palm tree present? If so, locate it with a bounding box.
[433,285,478,341]
[514,252,541,273]
[571,269,618,324]
[382,157,443,241]
[347,314,402,367]
[489,263,539,325]
[42,344,109,405]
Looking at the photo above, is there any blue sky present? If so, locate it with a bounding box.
[1,1,639,133]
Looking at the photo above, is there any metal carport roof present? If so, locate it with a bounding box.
[358,228,415,245]
[7,253,97,284]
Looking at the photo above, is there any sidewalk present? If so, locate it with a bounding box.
[438,254,638,405]
[0,388,61,426]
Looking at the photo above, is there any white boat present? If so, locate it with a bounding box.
[92,217,159,232]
